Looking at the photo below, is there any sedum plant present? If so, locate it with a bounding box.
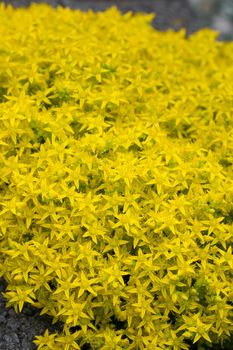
[0,3,233,350]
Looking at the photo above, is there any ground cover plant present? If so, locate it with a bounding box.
[0,3,233,350]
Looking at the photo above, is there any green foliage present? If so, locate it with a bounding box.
[0,3,233,350]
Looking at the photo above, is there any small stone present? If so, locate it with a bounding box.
[0,315,6,324]
[3,333,20,350]
[213,14,233,34]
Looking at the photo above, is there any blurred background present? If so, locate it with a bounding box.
[1,0,233,40]
[189,0,233,40]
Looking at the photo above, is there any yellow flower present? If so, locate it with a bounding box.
[1,4,233,349]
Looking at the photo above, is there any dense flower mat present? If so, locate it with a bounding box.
[0,3,233,350]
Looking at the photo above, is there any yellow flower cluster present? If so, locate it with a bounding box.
[0,3,233,350]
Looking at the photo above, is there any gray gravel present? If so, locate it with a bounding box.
[0,278,63,350]
[0,1,231,350]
